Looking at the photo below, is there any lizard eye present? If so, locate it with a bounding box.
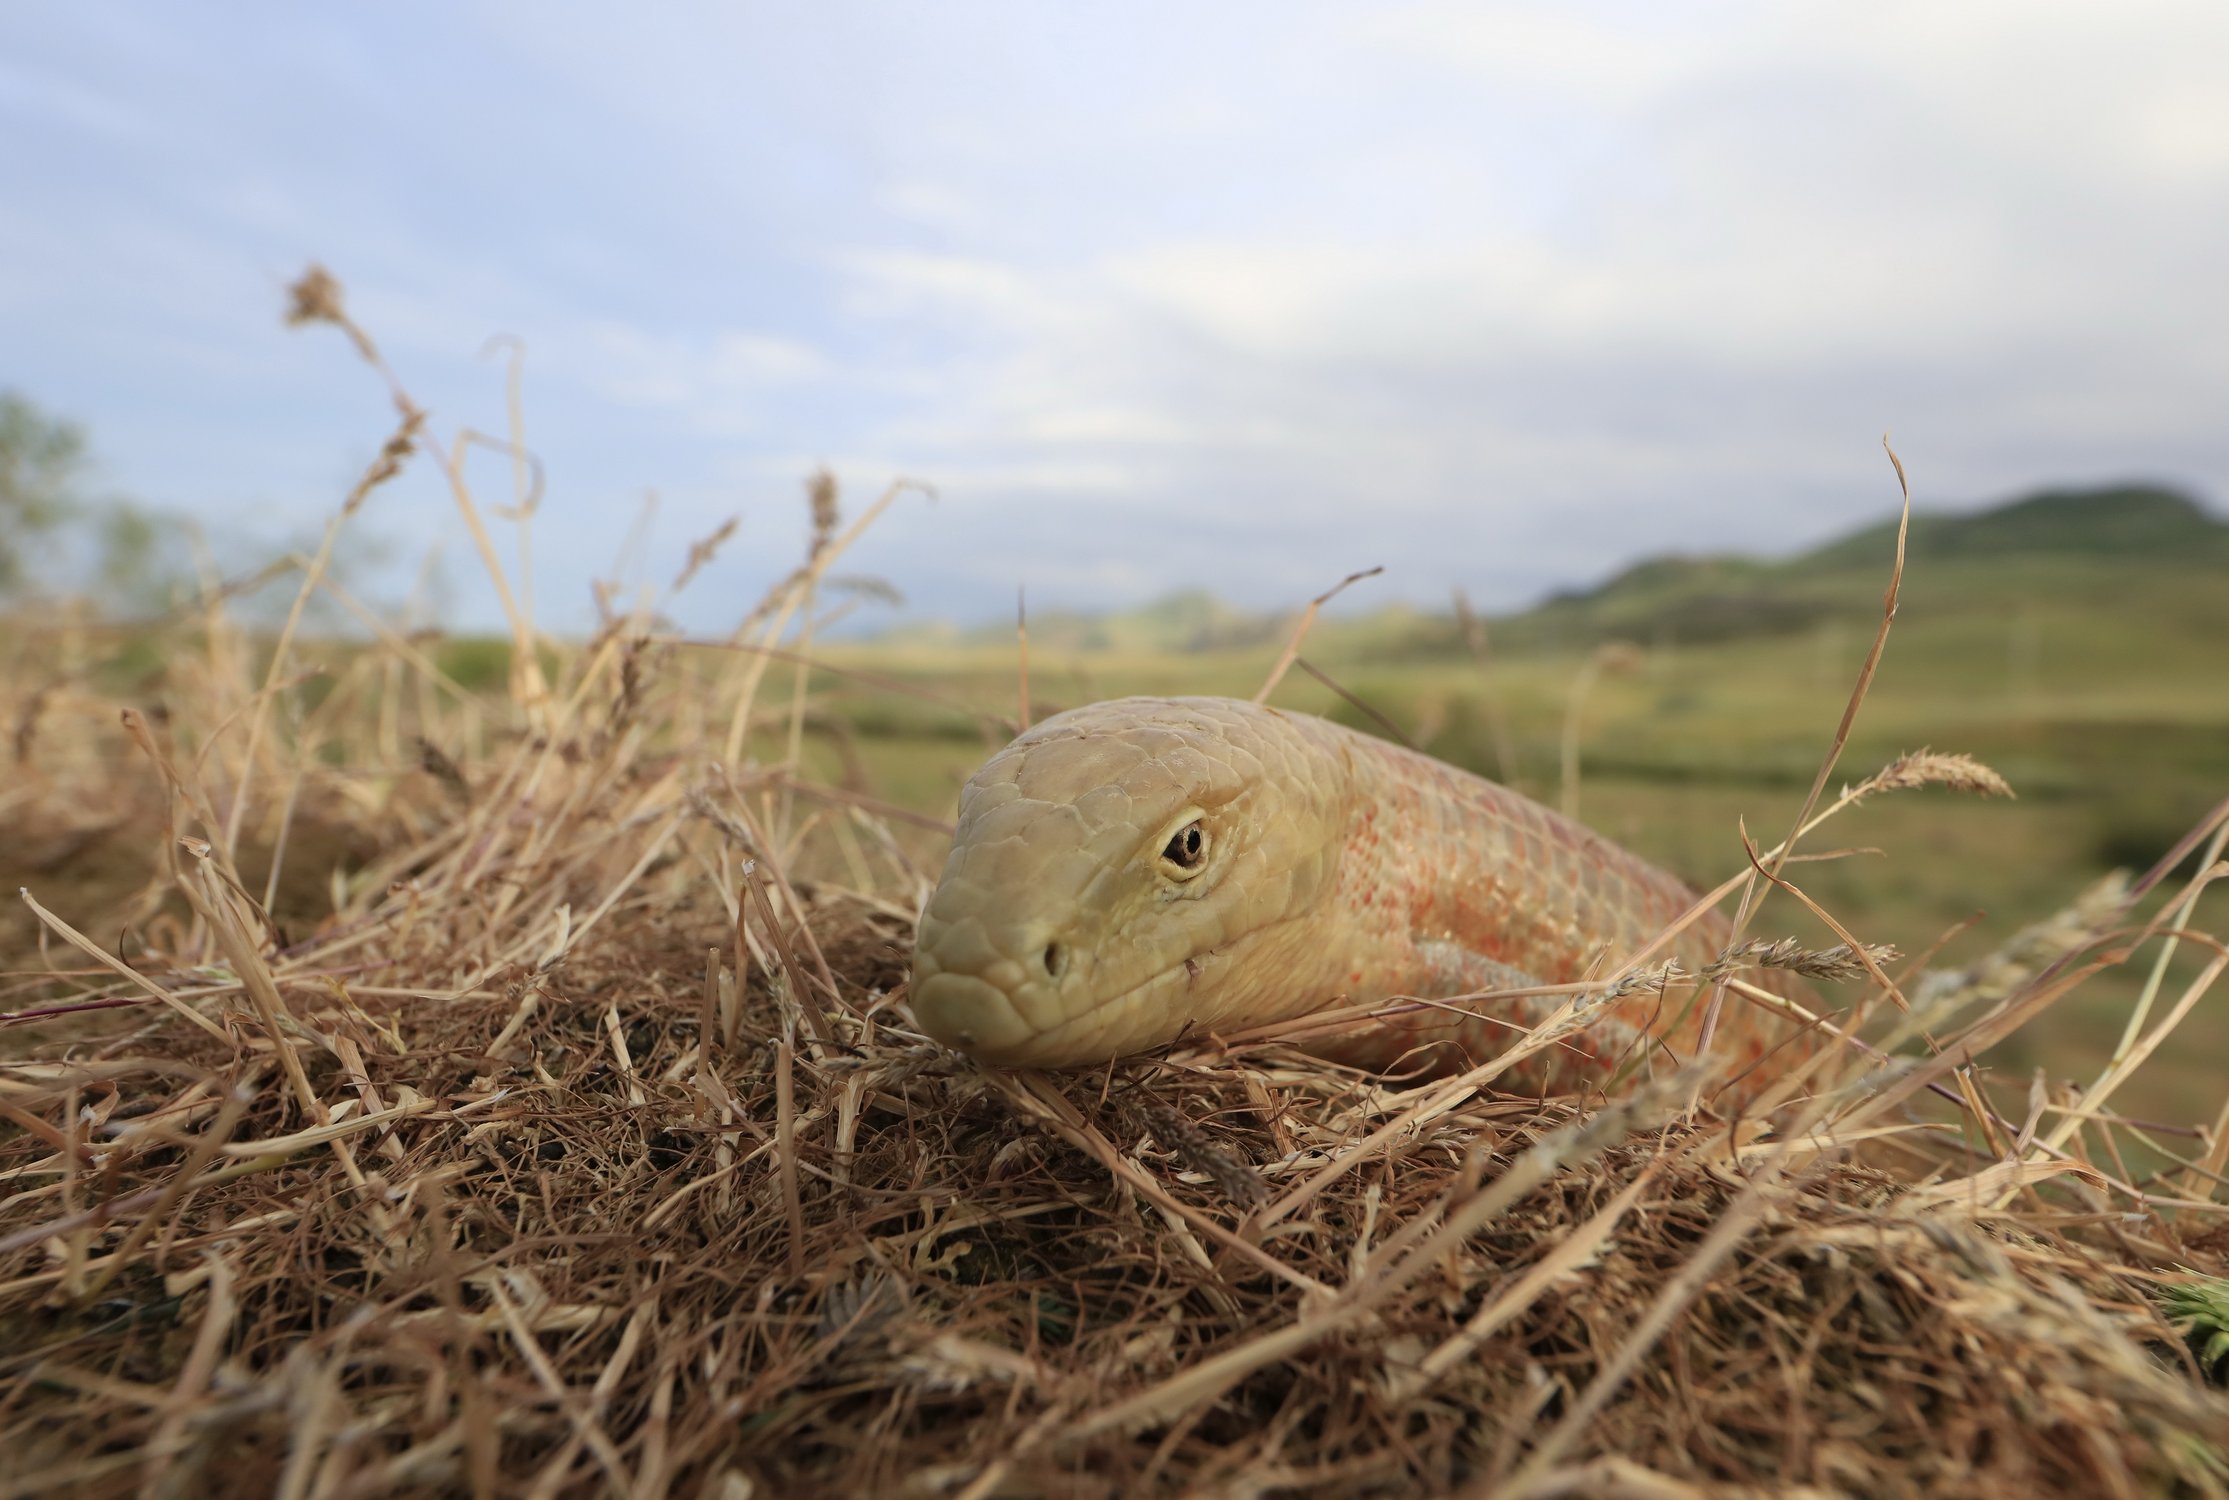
[1158,819,1210,880]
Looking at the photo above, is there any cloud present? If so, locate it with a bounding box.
[755,2,2229,614]
[2,1,2225,629]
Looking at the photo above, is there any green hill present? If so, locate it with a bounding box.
[1491,482,2229,650]
[886,483,2228,659]
[1799,484,2229,570]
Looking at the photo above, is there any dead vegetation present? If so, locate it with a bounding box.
[1,270,2227,1499]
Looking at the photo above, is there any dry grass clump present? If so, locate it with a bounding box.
[2,272,2227,1499]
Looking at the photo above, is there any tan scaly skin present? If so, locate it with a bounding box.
[912,696,1814,1099]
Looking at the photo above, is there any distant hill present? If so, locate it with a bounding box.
[875,483,2228,657]
[1490,482,2229,650]
[1797,485,2229,570]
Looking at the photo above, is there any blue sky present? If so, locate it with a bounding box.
[4,2,2227,633]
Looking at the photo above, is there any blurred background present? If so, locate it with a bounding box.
[4,3,2226,1107]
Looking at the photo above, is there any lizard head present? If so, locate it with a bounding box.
[911,696,1351,1067]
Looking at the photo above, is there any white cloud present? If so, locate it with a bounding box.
[3,1,2226,628]
[559,323,833,414]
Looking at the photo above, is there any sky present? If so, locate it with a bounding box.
[3,2,2227,634]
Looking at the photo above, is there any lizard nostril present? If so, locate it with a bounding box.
[1041,942,1065,979]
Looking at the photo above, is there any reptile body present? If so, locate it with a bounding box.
[911,696,1811,1097]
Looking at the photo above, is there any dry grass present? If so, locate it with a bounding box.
[2,270,2227,1499]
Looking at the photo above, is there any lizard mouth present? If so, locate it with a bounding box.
[913,954,1203,1068]
[911,971,1038,1057]
[915,911,1323,1069]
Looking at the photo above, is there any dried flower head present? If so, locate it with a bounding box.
[1912,870,2130,1020]
[672,516,740,594]
[1852,749,2015,802]
[284,264,347,328]
[1135,1099,1268,1208]
[807,468,840,556]
[1707,937,1901,983]
[1597,960,1692,1001]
